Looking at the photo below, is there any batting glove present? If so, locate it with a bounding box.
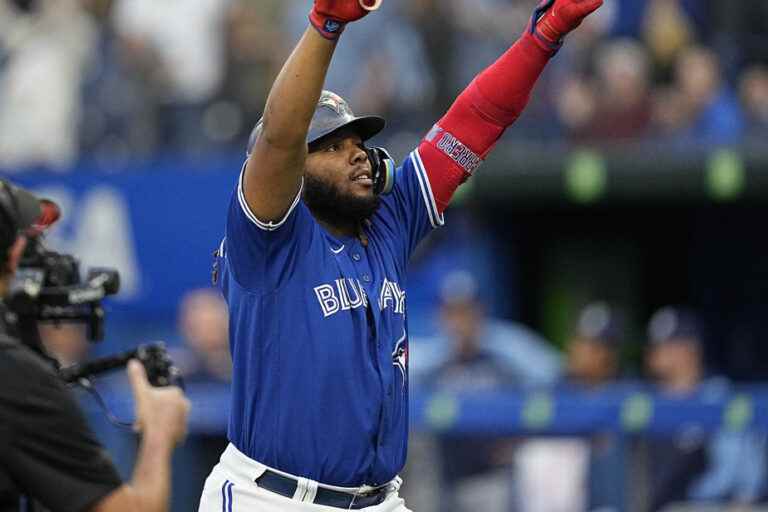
[529,0,603,52]
[310,0,380,40]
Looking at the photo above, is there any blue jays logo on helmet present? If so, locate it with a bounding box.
[392,329,408,388]
[317,91,348,115]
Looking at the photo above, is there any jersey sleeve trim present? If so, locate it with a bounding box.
[410,149,445,228]
[237,161,304,232]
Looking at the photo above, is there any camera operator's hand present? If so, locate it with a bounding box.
[90,363,190,512]
[127,360,190,445]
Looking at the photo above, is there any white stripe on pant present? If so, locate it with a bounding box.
[197,444,413,512]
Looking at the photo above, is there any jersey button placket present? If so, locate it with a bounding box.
[349,247,370,281]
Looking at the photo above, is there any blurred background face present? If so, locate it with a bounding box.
[557,77,597,131]
[595,40,650,108]
[676,47,721,108]
[740,66,768,122]
[652,86,690,133]
[646,338,701,390]
[179,289,229,355]
[566,337,617,385]
[441,300,484,359]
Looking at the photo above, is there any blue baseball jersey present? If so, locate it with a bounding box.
[216,149,443,487]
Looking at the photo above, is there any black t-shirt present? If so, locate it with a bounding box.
[0,335,122,512]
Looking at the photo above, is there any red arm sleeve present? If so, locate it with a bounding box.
[418,31,554,214]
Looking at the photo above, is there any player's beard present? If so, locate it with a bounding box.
[303,173,381,225]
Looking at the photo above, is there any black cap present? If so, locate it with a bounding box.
[0,179,59,253]
[247,91,385,156]
[575,301,625,348]
[647,306,703,345]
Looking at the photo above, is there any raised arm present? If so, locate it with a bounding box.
[243,1,377,224]
[416,0,603,214]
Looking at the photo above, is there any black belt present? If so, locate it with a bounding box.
[254,470,388,509]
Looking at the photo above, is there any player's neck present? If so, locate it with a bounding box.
[316,216,356,238]
[315,217,369,246]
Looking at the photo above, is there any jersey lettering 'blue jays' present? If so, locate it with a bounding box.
[216,148,443,487]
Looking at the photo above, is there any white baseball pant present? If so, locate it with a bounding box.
[197,444,413,512]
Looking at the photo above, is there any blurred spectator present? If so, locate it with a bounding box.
[566,301,625,388]
[214,0,287,149]
[645,306,767,511]
[399,0,457,113]
[0,0,96,170]
[428,270,561,389]
[740,65,768,144]
[112,0,229,153]
[663,46,745,148]
[561,40,652,144]
[446,0,535,92]
[556,75,597,141]
[284,0,435,136]
[650,85,691,140]
[569,302,631,512]
[424,271,560,512]
[176,288,231,384]
[641,0,696,71]
[646,307,706,394]
[79,0,159,168]
[517,301,629,512]
[1,0,765,162]
[38,322,89,366]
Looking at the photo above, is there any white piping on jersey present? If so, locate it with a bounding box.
[237,160,304,231]
[410,149,445,229]
[330,245,345,254]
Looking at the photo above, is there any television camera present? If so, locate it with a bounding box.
[6,231,181,393]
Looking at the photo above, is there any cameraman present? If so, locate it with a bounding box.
[0,179,191,512]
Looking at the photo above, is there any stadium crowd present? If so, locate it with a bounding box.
[0,0,767,172]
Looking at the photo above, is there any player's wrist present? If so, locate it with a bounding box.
[139,426,178,454]
[537,18,564,43]
[528,1,564,55]
[526,22,562,55]
[309,9,346,40]
[529,0,603,52]
[309,0,381,40]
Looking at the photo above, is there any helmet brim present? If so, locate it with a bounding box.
[308,115,386,149]
[246,115,386,157]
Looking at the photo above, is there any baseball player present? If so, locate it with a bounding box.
[198,0,602,510]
